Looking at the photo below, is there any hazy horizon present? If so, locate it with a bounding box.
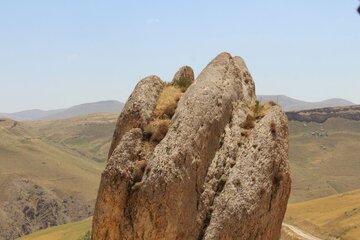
[0,95,356,114]
[1,1,359,112]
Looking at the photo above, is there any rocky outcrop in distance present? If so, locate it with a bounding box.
[286,105,360,123]
[0,178,92,240]
[92,52,291,240]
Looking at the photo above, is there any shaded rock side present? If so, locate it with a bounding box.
[93,53,291,240]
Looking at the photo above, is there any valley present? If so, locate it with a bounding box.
[2,1,358,239]
[288,117,360,202]
[285,189,360,239]
[1,103,360,239]
[0,114,116,239]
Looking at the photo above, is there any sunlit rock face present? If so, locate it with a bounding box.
[92,52,291,240]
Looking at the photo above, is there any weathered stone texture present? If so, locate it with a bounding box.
[93,53,291,240]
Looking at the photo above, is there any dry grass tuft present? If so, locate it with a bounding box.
[154,85,182,119]
[172,75,193,91]
[143,85,183,145]
[143,125,155,140]
[252,100,277,120]
[241,114,256,129]
[150,119,170,143]
[141,84,185,154]
[143,119,171,143]
[253,100,265,119]
[163,102,177,118]
[131,182,142,191]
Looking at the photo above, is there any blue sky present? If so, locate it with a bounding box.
[0,1,359,112]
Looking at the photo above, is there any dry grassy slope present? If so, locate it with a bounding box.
[0,115,116,199]
[7,111,360,239]
[0,114,116,239]
[27,113,118,162]
[289,118,360,202]
[17,217,92,240]
[285,189,360,240]
[23,190,360,240]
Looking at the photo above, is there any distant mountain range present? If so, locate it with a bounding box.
[0,100,124,121]
[257,95,354,112]
[0,96,355,121]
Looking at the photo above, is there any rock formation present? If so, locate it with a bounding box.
[171,65,195,89]
[92,52,291,240]
[0,178,92,240]
[286,105,360,123]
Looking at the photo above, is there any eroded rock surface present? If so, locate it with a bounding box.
[93,53,291,240]
[0,178,92,240]
[108,76,164,158]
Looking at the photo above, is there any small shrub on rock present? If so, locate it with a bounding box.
[171,66,194,91]
[131,182,142,191]
[163,102,177,118]
[154,85,182,118]
[151,121,169,143]
[173,77,192,90]
[241,114,255,129]
[253,100,265,119]
[143,125,154,141]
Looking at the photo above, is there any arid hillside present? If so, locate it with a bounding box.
[0,114,116,240]
[15,103,360,240]
[286,105,360,123]
[2,98,359,239]
[288,116,360,202]
[285,189,360,240]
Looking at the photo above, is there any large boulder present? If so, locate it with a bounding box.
[171,65,195,89]
[92,52,291,240]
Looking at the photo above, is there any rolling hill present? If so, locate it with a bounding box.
[288,114,360,202]
[1,96,354,121]
[0,100,123,121]
[41,101,123,121]
[0,114,117,239]
[258,95,354,112]
[3,103,360,239]
[27,113,118,162]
